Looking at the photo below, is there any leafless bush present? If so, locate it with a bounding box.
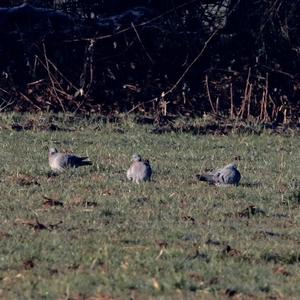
[0,0,299,124]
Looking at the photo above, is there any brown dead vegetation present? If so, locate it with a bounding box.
[0,1,299,126]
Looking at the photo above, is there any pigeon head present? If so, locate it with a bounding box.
[132,154,142,162]
[49,147,58,155]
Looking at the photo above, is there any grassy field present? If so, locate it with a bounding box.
[0,114,299,299]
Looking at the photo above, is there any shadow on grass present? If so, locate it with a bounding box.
[239,182,262,188]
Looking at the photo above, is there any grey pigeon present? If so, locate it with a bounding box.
[48,147,92,173]
[126,154,152,183]
[197,163,241,186]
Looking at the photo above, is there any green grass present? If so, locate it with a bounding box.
[0,114,299,299]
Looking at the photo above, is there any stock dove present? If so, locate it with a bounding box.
[48,147,92,173]
[197,163,241,186]
[126,154,152,183]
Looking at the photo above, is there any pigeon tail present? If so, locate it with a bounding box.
[67,155,92,168]
[196,174,214,183]
[77,160,92,167]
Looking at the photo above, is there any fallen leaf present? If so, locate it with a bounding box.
[70,196,98,207]
[43,195,64,207]
[273,266,290,276]
[238,205,266,218]
[181,215,196,224]
[8,175,40,186]
[23,260,34,270]
[101,189,112,196]
[225,288,238,297]
[155,240,168,248]
[14,218,62,231]
[222,245,242,257]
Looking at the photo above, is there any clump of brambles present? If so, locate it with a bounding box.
[0,0,299,126]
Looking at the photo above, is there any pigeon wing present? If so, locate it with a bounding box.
[144,161,152,181]
[214,166,241,185]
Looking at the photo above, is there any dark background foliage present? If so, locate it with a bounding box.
[0,0,299,124]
